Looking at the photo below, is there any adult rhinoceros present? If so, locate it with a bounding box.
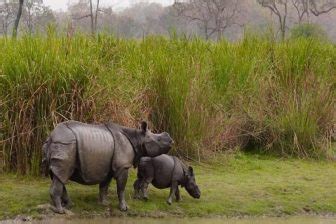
[42,120,173,214]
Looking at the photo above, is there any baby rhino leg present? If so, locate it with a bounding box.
[167,181,178,205]
[141,175,153,201]
[133,178,142,199]
[175,186,181,202]
[138,158,154,201]
[99,176,112,205]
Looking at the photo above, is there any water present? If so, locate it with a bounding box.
[32,216,336,224]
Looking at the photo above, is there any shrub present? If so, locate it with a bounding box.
[290,23,328,41]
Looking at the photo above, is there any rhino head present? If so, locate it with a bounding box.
[184,166,201,199]
[139,121,173,157]
[119,121,174,159]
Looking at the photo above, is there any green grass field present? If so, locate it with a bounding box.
[1,153,336,220]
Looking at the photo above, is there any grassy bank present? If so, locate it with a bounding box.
[0,34,335,175]
[1,154,336,220]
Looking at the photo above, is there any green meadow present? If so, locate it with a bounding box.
[1,154,336,220]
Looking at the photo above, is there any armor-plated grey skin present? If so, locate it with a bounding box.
[43,120,173,214]
[133,154,200,205]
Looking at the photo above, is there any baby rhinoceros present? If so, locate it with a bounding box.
[133,154,201,205]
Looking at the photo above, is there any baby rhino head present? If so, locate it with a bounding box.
[184,166,201,199]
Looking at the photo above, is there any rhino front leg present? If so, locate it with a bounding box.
[167,181,178,205]
[50,175,65,214]
[61,186,73,208]
[116,168,128,211]
[99,176,112,205]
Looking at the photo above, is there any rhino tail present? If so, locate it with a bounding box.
[41,136,52,177]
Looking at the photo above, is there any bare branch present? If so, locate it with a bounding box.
[310,0,336,16]
[72,14,91,20]
[174,0,241,40]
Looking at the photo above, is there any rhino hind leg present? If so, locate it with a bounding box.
[50,175,65,214]
[99,176,112,205]
[116,168,129,211]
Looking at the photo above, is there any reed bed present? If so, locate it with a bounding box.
[0,34,335,174]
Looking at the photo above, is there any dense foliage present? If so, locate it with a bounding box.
[0,34,335,175]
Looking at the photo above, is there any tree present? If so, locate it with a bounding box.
[173,0,240,40]
[23,0,55,34]
[309,0,336,15]
[113,15,140,38]
[258,0,336,40]
[12,0,23,37]
[121,3,167,37]
[291,0,309,23]
[70,0,119,35]
[291,0,336,22]
[257,0,289,40]
[0,0,17,36]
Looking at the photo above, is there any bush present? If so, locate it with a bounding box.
[290,23,328,41]
[0,34,335,175]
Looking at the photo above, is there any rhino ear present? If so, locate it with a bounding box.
[188,166,194,176]
[140,121,148,133]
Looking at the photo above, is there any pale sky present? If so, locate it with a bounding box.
[43,0,174,11]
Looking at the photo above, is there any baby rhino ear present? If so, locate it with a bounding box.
[140,121,148,133]
[188,166,194,176]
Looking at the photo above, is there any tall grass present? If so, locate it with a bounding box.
[0,34,335,174]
